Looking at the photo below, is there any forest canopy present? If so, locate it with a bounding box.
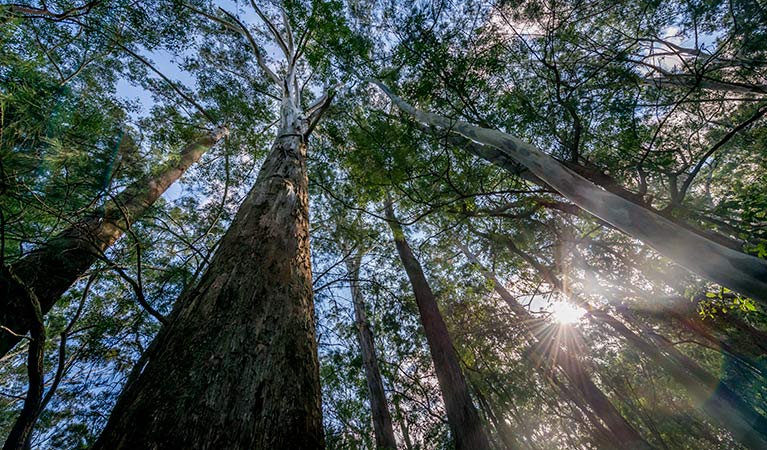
[1,0,767,449]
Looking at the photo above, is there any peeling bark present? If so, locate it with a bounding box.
[0,128,227,358]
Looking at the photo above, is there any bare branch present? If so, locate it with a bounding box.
[217,7,282,86]
[280,5,294,57]
[249,0,291,60]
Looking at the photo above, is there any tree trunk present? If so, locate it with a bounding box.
[1,269,45,450]
[92,110,323,449]
[372,81,767,305]
[393,396,415,450]
[458,244,652,449]
[486,230,767,448]
[384,201,492,450]
[0,127,228,357]
[345,253,398,450]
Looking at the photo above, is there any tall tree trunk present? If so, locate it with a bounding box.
[92,106,323,449]
[0,127,227,357]
[372,81,767,305]
[384,201,492,450]
[345,253,398,450]
[458,244,652,449]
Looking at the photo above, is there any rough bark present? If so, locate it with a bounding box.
[458,244,652,450]
[345,253,398,450]
[384,201,492,450]
[92,110,323,449]
[0,127,227,357]
[372,80,767,305]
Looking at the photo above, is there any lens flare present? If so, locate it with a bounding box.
[551,302,585,324]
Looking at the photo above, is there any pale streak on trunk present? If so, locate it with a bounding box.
[0,127,228,358]
[371,81,767,304]
[345,253,398,450]
[93,103,324,449]
[384,202,492,450]
[458,243,652,450]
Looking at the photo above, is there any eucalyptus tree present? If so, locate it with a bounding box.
[384,199,492,450]
[371,81,767,304]
[0,127,227,359]
[364,0,767,303]
[91,1,357,447]
[0,0,238,354]
[335,229,398,449]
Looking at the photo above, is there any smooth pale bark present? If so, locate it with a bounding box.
[371,81,767,305]
[0,127,228,357]
[458,244,652,450]
[384,202,492,450]
[345,253,398,450]
[393,397,415,450]
[417,121,744,252]
[641,77,767,95]
[92,104,324,449]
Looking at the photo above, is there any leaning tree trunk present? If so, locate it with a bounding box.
[346,253,398,450]
[92,104,323,449]
[371,81,767,305]
[458,243,652,450]
[0,127,228,357]
[384,201,492,450]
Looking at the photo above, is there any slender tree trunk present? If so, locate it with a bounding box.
[547,371,618,449]
[392,396,415,450]
[486,230,767,448]
[372,81,767,304]
[345,253,398,450]
[92,106,323,449]
[0,127,227,357]
[1,269,44,450]
[458,244,652,449]
[384,201,492,450]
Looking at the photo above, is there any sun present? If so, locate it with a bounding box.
[551,302,586,324]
